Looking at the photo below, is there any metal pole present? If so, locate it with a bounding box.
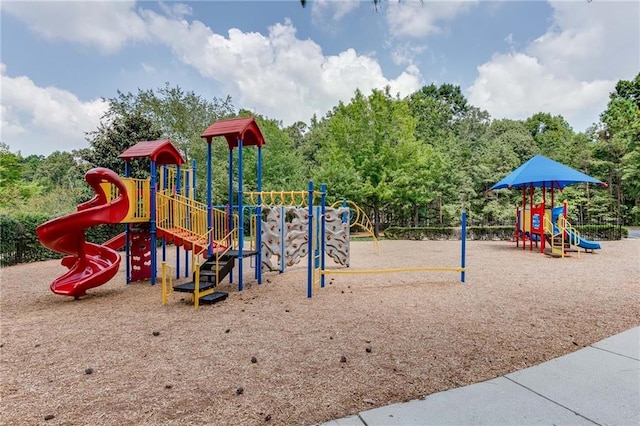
[124,161,131,284]
[320,183,326,289]
[238,138,244,292]
[150,160,157,285]
[256,145,263,284]
[207,141,213,257]
[228,148,234,284]
[307,181,314,298]
[176,165,181,279]
[461,211,467,283]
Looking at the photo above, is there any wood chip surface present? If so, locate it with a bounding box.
[1,239,639,425]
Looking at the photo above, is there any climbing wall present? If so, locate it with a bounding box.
[260,206,350,272]
[130,231,152,282]
[324,207,350,266]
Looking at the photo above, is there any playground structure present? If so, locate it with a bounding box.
[36,117,379,306]
[37,116,468,306]
[490,155,605,257]
[516,199,601,257]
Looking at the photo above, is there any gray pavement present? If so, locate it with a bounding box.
[323,327,640,426]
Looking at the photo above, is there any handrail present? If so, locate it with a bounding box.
[161,261,173,305]
[191,228,213,309]
[544,215,563,257]
[332,200,380,253]
[559,216,581,259]
[192,227,237,309]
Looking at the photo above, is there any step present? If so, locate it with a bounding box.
[201,257,235,271]
[199,291,229,304]
[173,281,217,293]
[219,249,260,259]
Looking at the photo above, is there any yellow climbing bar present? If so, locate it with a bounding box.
[322,266,464,275]
[246,190,314,206]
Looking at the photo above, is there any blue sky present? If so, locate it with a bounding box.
[1,0,638,156]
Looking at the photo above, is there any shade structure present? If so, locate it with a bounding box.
[489,155,605,191]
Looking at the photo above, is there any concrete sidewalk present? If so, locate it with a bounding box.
[323,326,639,426]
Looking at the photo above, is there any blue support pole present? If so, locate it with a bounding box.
[342,198,350,266]
[124,161,131,284]
[237,138,244,292]
[280,206,285,274]
[161,165,167,265]
[320,184,326,289]
[461,211,467,283]
[150,160,157,285]
[207,142,213,257]
[184,168,190,278]
[228,148,234,284]
[256,145,263,284]
[176,165,181,279]
[307,181,314,298]
[187,159,196,277]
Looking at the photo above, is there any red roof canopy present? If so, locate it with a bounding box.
[200,117,265,149]
[119,140,185,166]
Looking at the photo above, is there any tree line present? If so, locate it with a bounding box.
[2,74,639,235]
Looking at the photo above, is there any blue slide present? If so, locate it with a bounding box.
[551,207,601,251]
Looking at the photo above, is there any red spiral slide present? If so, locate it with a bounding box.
[36,168,130,298]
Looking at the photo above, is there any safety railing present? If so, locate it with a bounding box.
[101,178,150,222]
[156,191,209,243]
[544,215,564,257]
[160,165,195,199]
[192,228,237,309]
[558,216,581,259]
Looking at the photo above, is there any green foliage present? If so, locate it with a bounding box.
[0,213,124,267]
[81,111,160,178]
[575,224,627,241]
[0,213,59,266]
[383,225,514,241]
[96,83,236,200]
[6,73,640,265]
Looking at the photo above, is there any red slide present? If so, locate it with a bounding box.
[36,168,130,298]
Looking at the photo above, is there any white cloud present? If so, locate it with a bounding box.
[311,0,361,22]
[386,1,477,39]
[1,0,148,53]
[468,53,613,129]
[468,0,639,132]
[0,65,108,155]
[391,42,428,66]
[140,14,423,124]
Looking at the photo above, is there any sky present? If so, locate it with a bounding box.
[1,0,639,157]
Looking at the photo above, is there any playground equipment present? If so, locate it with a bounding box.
[36,168,130,297]
[489,155,605,258]
[516,201,601,257]
[303,180,467,298]
[36,117,369,306]
[40,115,458,305]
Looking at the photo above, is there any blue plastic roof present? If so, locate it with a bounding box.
[489,155,605,190]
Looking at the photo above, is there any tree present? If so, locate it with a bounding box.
[81,111,161,178]
[101,84,236,199]
[312,88,419,235]
[524,112,574,161]
[596,73,640,224]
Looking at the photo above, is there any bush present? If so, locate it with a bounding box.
[382,224,625,241]
[575,224,627,241]
[0,213,124,267]
[0,213,59,266]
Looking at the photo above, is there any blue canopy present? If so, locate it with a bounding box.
[489,154,605,190]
